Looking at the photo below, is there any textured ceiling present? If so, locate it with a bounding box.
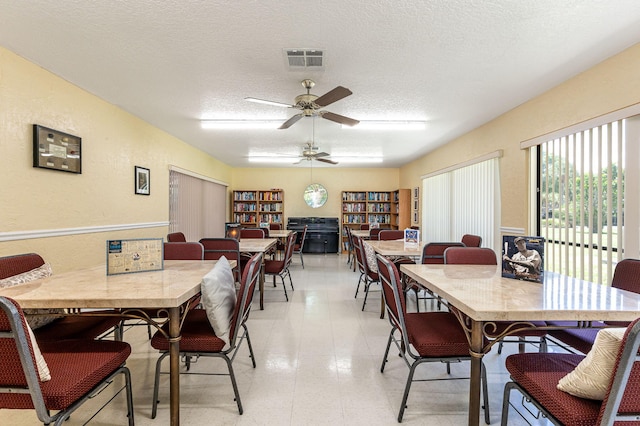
[1,1,639,168]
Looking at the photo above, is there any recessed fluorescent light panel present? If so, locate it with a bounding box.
[343,121,426,131]
[201,120,281,129]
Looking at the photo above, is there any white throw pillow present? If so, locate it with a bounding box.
[25,322,51,382]
[363,242,378,273]
[200,256,237,350]
[557,327,626,400]
[0,263,64,329]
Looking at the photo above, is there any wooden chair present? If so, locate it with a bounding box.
[0,253,122,342]
[443,247,547,354]
[150,253,262,417]
[546,259,640,354]
[167,232,187,242]
[376,255,489,423]
[378,230,405,240]
[461,234,482,247]
[293,225,308,268]
[264,232,296,301]
[501,318,640,426]
[0,296,134,426]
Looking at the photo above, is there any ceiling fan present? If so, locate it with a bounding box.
[296,142,338,165]
[245,79,360,129]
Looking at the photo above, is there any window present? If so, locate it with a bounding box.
[421,153,501,249]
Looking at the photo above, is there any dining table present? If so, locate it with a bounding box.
[400,263,640,426]
[0,259,231,426]
[239,237,277,310]
[350,229,371,239]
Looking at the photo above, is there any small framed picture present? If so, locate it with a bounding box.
[413,187,419,200]
[33,124,82,174]
[413,200,419,211]
[135,166,150,195]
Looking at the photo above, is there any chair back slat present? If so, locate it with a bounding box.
[444,247,497,265]
[421,242,465,264]
[163,242,204,260]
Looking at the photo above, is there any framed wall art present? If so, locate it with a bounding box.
[135,166,150,195]
[33,124,82,173]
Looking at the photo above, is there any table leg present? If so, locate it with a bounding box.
[468,320,483,426]
[168,307,181,426]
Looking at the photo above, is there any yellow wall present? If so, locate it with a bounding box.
[3,40,640,272]
[399,42,640,234]
[231,167,399,219]
[0,47,232,271]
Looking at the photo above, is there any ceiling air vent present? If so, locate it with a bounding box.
[285,49,324,70]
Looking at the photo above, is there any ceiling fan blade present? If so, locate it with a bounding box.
[279,114,304,129]
[320,111,360,127]
[244,97,293,108]
[316,157,338,165]
[314,86,352,107]
[314,152,330,158]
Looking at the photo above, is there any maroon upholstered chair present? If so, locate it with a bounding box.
[358,239,381,313]
[378,230,405,240]
[240,228,265,239]
[199,238,242,282]
[376,255,489,423]
[163,241,204,260]
[122,242,206,338]
[0,253,122,342]
[421,242,465,264]
[546,259,640,354]
[352,235,367,298]
[369,228,382,240]
[501,318,640,426]
[360,224,370,230]
[167,232,187,242]
[264,232,296,301]
[443,247,547,354]
[0,296,134,426]
[150,253,263,417]
[269,223,282,230]
[461,234,482,247]
[443,247,497,265]
[293,225,308,268]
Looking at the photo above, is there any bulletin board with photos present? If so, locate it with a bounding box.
[107,238,163,275]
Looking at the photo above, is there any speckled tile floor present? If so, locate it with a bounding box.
[1,254,560,425]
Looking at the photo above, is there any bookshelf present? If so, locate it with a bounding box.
[232,189,284,226]
[341,189,410,251]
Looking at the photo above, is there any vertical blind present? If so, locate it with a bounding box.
[422,156,500,250]
[169,170,228,241]
[538,120,626,284]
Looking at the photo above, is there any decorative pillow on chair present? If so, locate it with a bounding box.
[363,242,378,273]
[25,323,51,382]
[0,263,64,330]
[200,256,237,349]
[557,327,626,400]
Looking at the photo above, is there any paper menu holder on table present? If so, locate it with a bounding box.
[404,229,420,246]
